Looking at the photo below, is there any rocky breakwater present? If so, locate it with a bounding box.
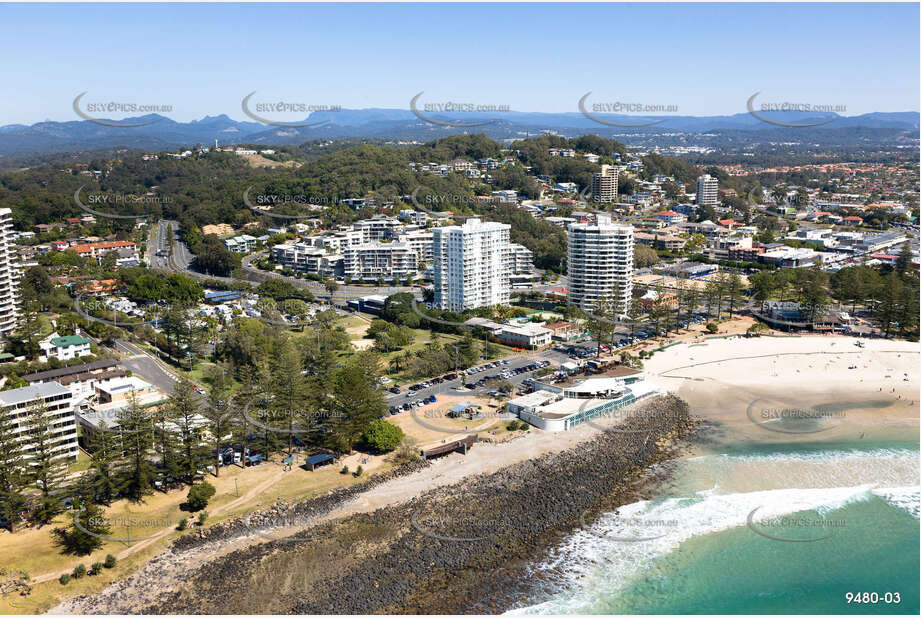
[136,393,698,615]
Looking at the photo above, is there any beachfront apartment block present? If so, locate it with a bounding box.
[0,208,21,338]
[567,215,634,316]
[696,174,719,206]
[591,165,619,204]
[432,218,511,312]
[0,382,79,463]
[343,241,418,282]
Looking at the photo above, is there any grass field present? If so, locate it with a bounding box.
[0,450,397,614]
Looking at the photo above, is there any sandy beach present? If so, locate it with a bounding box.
[643,334,919,444]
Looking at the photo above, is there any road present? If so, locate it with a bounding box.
[114,338,182,395]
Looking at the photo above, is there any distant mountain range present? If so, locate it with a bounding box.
[0,109,917,159]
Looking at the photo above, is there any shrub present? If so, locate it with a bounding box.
[506,420,520,430]
[89,562,104,576]
[354,465,364,477]
[706,322,719,333]
[197,511,209,526]
[58,574,71,585]
[186,481,216,512]
[391,437,420,464]
[176,518,188,531]
[340,465,349,475]
[104,554,117,569]
[71,564,86,579]
[361,419,405,453]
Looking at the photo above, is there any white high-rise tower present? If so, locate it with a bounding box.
[432,218,510,312]
[567,214,633,316]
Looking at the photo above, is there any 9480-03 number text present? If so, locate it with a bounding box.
[845,592,900,604]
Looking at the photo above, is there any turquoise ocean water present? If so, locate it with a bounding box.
[510,434,920,615]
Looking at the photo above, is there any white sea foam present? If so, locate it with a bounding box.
[507,447,920,615]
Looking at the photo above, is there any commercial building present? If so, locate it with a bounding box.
[0,382,78,463]
[495,322,552,349]
[432,218,510,311]
[507,370,659,432]
[0,208,20,337]
[567,214,633,316]
[591,165,618,204]
[343,242,418,282]
[696,174,719,206]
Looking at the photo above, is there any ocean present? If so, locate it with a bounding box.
[510,428,920,614]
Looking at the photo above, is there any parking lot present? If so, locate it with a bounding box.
[384,356,552,416]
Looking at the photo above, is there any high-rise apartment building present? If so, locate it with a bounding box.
[567,214,634,316]
[0,208,21,338]
[0,382,79,464]
[432,218,510,312]
[591,164,619,204]
[696,174,719,206]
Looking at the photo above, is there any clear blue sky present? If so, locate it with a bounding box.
[1,2,918,124]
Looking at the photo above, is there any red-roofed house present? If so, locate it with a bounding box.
[69,240,137,260]
[651,210,687,224]
[718,218,739,229]
[843,216,863,226]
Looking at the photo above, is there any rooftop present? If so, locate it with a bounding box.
[0,382,71,407]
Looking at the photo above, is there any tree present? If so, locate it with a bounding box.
[185,481,215,512]
[725,272,747,319]
[84,422,121,505]
[0,409,28,532]
[55,503,110,555]
[588,293,619,356]
[633,244,659,268]
[269,342,309,455]
[203,364,235,476]
[325,357,388,453]
[26,404,65,524]
[116,392,156,502]
[193,235,237,277]
[167,376,207,482]
[362,420,404,453]
[324,280,340,299]
[895,243,913,277]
